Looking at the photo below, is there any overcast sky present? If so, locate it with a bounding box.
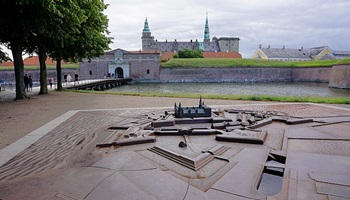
[1,0,349,59]
[104,0,350,58]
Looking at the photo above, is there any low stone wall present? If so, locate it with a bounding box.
[1,66,334,85]
[159,67,331,83]
[0,69,78,83]
[329,65,350,89]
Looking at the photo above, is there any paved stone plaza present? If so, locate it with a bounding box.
[0,102,350,200]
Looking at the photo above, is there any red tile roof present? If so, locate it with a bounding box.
[0,56,57,67]
[160,51,242,60]
[160,52,176,60]
[23,56,56,65]
[128,50,161,54]
[203,52,242,58]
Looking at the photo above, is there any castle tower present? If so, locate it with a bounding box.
[141,17,156,50]
[204,13,210,42]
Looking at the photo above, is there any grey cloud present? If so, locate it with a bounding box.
[47,0,350,59]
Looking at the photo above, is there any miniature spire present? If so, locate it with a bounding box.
[204,12,210,42]
[143,17,151,32]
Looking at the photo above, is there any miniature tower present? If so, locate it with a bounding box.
[204,13,210,42]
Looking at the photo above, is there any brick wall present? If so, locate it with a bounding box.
[292,67,331,82]
[159,67,331,83]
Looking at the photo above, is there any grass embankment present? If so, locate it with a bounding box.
[70,90,350,104]
[335,58,350,65]
[161,58,340,68]
[0,63,79,71]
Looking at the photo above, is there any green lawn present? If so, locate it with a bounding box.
[160,58,346,68]
[70,90,350,104]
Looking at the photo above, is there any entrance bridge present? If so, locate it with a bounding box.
[66,78,132,91]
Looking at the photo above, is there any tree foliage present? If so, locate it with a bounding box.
[0,0,112,98]
[173,49,204,58]
[0,47,11,63]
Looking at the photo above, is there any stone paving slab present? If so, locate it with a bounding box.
[316,182,350,199]
[310,172,350,187]
[85,165,206,200]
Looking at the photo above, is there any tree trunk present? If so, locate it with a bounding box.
[11,39,27,100]
[38,49,48,94]
[56,58,63,91]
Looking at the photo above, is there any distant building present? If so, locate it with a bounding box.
[79,14,242,81]
[142,14,240,54]
[252,45,350,61]
[79,49,160,81]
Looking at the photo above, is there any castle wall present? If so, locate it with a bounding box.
[78,51,160,80]
[158,67,331,83]
[292,67,331,82]
[79,59,111,80]
[329,65,350,89]
[124,53,160,81]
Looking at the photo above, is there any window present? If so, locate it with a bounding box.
[89,70,92,75]
[147,69,150,74]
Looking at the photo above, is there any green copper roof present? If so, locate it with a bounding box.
[204,13,210,40]
[143,17,151,32]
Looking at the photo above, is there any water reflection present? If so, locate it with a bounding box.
[109,82,350,97]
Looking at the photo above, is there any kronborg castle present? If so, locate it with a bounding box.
[79,15,242,82]
[78,15,350,87]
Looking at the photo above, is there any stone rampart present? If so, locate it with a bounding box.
[159,67,331,83]
[329,65,350,89]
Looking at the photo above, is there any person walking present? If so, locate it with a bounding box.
[74,73,79,86]
[24,74,29,92]
[28,75,33,91]
[48,75,54,89]
[67,74,72,84]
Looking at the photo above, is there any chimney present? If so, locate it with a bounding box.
[268,45,270,49]
[259,44,262,49]
[283,46,285,49]
[301,46,303,50]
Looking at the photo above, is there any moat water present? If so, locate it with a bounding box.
[108,82,350,97]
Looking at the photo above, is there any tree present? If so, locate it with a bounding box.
[0,47,11,62]
[0,0,33,99]
[25,0,88,94]
[173,49,204,58]
[49,0,112,91]
[0,0,112,98]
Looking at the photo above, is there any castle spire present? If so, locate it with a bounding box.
[204,12,210,42]
[143,17,151,32]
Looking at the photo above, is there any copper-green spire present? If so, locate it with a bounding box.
[143,17,151,32]
[204,13,210,42]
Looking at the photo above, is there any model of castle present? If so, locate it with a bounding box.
[174,97,211,118]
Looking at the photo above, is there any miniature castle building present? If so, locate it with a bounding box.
[174,97,212,118]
